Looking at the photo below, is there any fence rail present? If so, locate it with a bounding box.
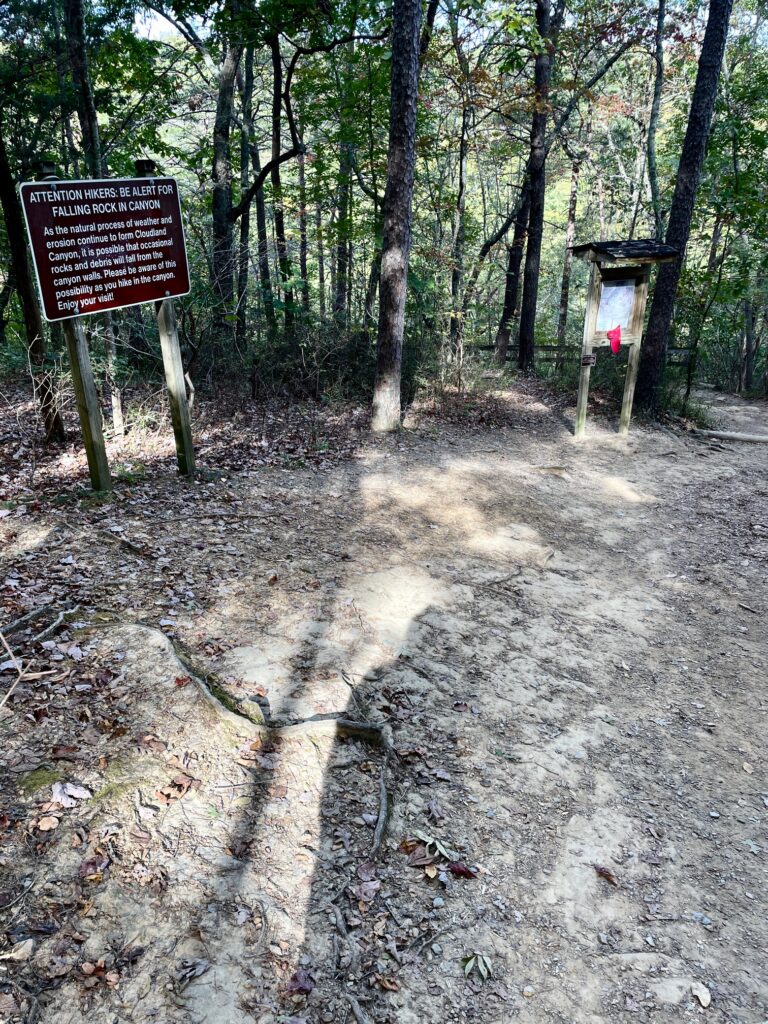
[470,344,693,366]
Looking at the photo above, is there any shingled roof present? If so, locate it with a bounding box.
[570,239,679,263]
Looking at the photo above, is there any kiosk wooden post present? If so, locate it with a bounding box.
[571,240,679,439]
[135,160,195,477]
[575,263,599,439]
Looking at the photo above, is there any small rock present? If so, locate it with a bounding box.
[598,932,609,945]
[691,982,711,1008]
[4,938,35,962]
[431,943,443,955]
[709,811,720,819]
[432,897,445,909]
[691,912,713,926]
[522,985,535,998]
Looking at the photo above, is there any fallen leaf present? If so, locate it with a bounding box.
[356,860,377,881]
[37,816,59,832]
[593,863,619,886]
[448,861,478,878]
[376,975,401,991]
[174,676,191,688]
[286,968,314,996]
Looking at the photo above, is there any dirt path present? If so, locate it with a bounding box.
[1,388,766,1024]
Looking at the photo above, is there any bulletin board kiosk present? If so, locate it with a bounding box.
[571,240,678,438]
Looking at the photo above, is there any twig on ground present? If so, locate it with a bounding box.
[344,994,373,1024]
[30,610,66,643]
[0,879,35,913]
[331,903,360,975]
[0,633,30,712]
[0,604,54,637]
[371,750,392,858]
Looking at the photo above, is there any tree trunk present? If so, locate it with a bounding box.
[493,184,530,365]
[240,46,276,332]
[636,0,734,412]
[333,142,353,323]
[744,297,756,391]
[297,134,310,314]
[517,0,558,372]
[556,157,581,346]
[0,265,15,350]
[64,0,103,176]
[236,56,252,351]
[316,204,326,319]
[0,132,66,441]
[647,0,667,241]
[52,2,80,177]
[269,35,295,331]
[449,106,470,367]
[211,40,243,323]
[371,0,422,432]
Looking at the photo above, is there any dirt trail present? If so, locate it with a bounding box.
[1,388,766,1024]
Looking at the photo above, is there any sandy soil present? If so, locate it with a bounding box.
[1,386,766,1024]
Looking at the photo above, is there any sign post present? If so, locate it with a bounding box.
[19,163,194,485]
[134,160,194,476]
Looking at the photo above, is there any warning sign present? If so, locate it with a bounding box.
[19,177,190,321]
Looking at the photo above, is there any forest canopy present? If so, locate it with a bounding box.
[0,0,766,434]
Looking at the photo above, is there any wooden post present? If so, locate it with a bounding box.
[575,262,599,438]
[155,297,195,475]
[61,316,112,491]
[134,159,194,477]
[619,342,640,435]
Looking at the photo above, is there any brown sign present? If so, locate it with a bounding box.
[20,177,190,321]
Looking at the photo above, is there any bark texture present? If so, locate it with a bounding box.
[371,0,423,432]
[517,0,559,372]
[0,133,65,441]
[493,184,530,365]
[636,0,734,412]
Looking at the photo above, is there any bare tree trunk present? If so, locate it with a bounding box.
[316,204,327,319]
[239,47,276,332]
[371,0,422,431]
[0,132,66,441]
[518,0,562,372]
[449,106,470,368]
[493,184,530,365]
[236,49,254,351]
[647,0,667,240]
[269,35,295,332]
[333,142,353,323]
[64,0,102,176]
[52,2,79,177]
[556,156,581,346]
[211,40,243,323]
[297,134,310,314]
[636,0,734,412]
[744,297,757,391]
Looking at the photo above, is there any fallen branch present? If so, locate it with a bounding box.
[370,750,392,858]
[96,623,389,748]
[0,633,29,712]
[0,604,54,637]
[343,994,373,1024]
[693,429,768,444]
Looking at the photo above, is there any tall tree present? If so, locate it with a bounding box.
[371,0,427,431]
[0,131,65,441]
[517,0,564,372]
[636,0,734,411]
